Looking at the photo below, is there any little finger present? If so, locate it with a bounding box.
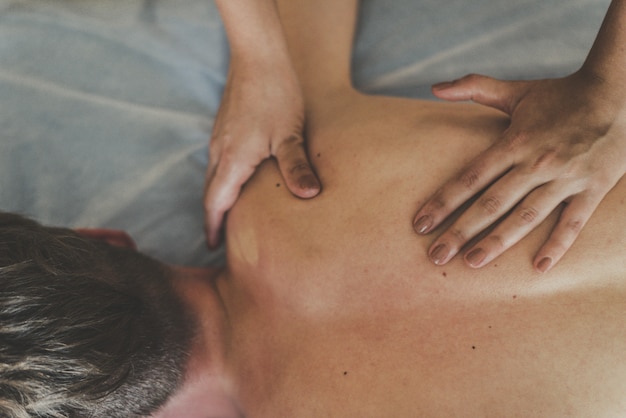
[532,191,605,273]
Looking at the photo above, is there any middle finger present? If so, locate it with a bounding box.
[427,166,549,265]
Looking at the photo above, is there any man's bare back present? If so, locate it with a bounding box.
[201,1,626,415]
[218,91,626,416]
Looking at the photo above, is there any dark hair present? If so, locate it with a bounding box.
[0,213,194,417]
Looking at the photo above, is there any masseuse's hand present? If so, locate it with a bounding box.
[204,57,321,248]
[413,70,626,272]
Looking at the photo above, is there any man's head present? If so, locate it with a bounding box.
[0,213,194,418]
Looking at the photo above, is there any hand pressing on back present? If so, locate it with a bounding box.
[413,70,626,272]
[206,0,321,248]
[204,56,320,248]
[414,0,626,273]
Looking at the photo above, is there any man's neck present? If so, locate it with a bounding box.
[154,266,242,417]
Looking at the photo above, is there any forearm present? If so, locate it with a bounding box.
[275,0,358,100]
[215,0,291,65]
[582,0,626,94]
[206,0,324,244]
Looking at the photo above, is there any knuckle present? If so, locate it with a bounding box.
[430,189,448,210]
[289,160,311,175]
[479,195,502,215]
[486,234,505,251]
[458,166,481,189]
[518,206,539,224]
[530,148,558,171]
[274,134,304,155]
[565,218,584,234]
[548,219,584,254]
[209,137,222,155]
[462,73,482,84]
[215,131,235,145]
[449,227,467,244]
[504,131,529,151]
[218,147,238,167]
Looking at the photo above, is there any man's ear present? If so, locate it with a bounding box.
[74,228,137,250]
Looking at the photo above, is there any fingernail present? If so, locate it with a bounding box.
[432,81,453,91]
[413,215,433,234]
[466,248,486,268]
[536,257,552,273]
[429,243,450,265]
[298,174,320,191]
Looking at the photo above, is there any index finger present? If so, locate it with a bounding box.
[413,142,513,234]
[204,160,256,249]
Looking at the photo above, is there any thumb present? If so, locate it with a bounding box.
[432,74,528,114]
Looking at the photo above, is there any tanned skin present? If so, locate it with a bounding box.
[157,1,626,416]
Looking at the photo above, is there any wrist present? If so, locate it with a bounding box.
[229,37,292,69]
[567,67,626,136]
[227,49,297,88]
[216,0,290,61]
[579,0,626,94]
